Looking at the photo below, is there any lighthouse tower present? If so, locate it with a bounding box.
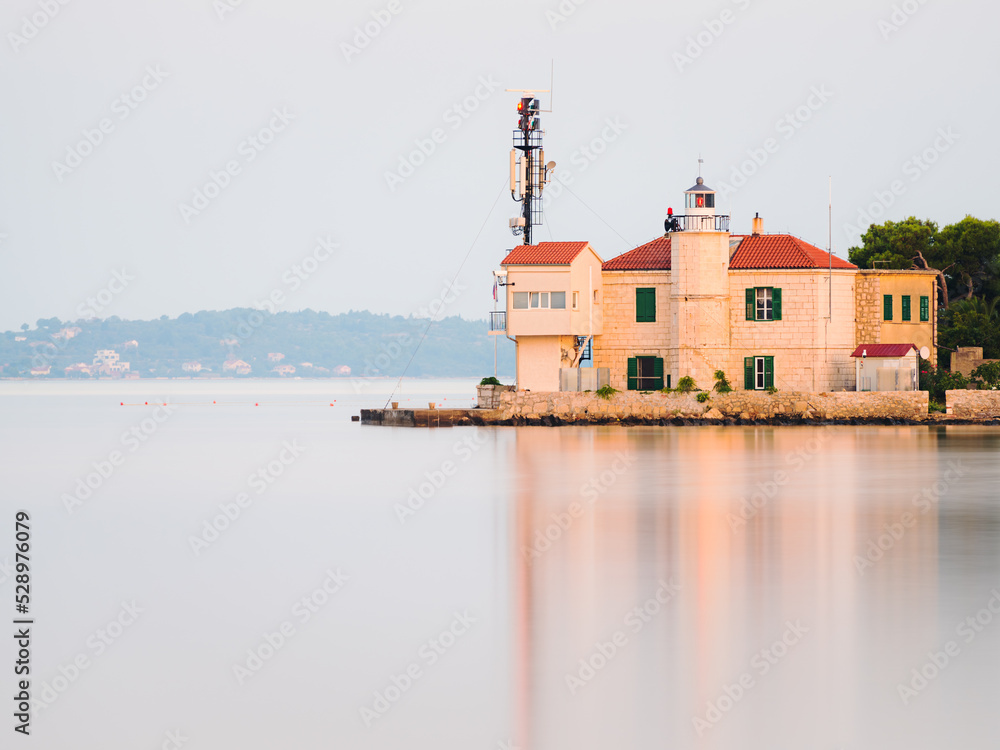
[667,176,733,388]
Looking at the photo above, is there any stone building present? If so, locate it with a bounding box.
[498,176,937,393]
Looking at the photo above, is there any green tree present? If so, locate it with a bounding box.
[939,302,1000,358]
[936,216,1000,303]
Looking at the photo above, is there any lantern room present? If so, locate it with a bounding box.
[685,176,716,216]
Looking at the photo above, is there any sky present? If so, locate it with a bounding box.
[1,0,996,332]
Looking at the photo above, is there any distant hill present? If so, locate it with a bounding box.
[1,309,514,379]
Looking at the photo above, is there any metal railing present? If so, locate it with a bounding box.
[488,311,507,333]
[666,214,731,233]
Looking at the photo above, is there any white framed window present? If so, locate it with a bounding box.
[519,292,566,310]
[756,288,773,321]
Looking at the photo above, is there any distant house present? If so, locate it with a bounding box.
[121,339,139,349]
[334,365,351,376]
[224,359,252,375]
[64,363,94,376]
[268,353,285,363]
[272,364,296,376]
[93,349,131,377]
[14,336,26,342]
[53,327,82,340]
[182,362,203,373]
[30,365,51,376]
[220,338,239,347]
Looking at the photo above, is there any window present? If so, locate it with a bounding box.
[902,295,911,321]
[686,193,715,209]
[884,295,893,321]
[519,292,565,310]
[920,295,930,322]
[745,287,782,321]
[627,356,664,391]
[636,288,656,322]
[572,292,579,310]
[744,356,774,390]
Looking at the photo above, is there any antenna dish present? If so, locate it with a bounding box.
[920,346,930,360]
[547,161,556,171]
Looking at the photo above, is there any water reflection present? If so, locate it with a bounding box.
[505,426,1000,750]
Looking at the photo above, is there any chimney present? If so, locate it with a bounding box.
[752,212,763,236]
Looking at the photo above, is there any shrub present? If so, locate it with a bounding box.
[596,385,618,400]
[971,360,1000,388]
[696,392,710,403]
[765,385,778,395]
[713,370,733,394]
[921,359,969,401]
[676,376,697,393]
[479,376,502,386]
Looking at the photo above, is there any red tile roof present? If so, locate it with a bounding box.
[600,233,854,271]
[602,236,672,271]
[851,344,918,358]
[500,242,591,266]
[730,235,856,270]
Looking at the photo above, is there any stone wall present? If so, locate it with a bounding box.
[950,347,999,378]
[855,273,881,348]
[497,389,928,422]
[946,390,1000,418]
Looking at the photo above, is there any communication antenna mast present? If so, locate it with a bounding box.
[506,84,555,246]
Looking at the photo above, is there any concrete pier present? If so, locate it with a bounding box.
[360,408,499,427]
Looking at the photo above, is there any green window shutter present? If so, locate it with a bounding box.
[920,296,930,322]
[627,357,638,391]
[772,288,782,321]
[745,288,755,320]
[744,357,754,390]
[902,295,911,321]
[764,356,774,389]
[652,357,664,390]
[636,288,655,322]
[884,295,893,321]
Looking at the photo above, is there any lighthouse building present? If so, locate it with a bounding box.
[497,175,938,393]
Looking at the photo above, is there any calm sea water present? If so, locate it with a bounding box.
[1,379,998,749]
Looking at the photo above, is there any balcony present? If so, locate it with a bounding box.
[488,311,507,335]
[667,214,731,233]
